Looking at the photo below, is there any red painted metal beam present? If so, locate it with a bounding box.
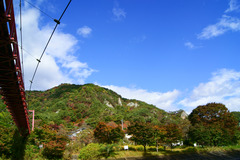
[0,0,30,136]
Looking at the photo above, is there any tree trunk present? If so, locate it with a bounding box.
[144,145,146,152]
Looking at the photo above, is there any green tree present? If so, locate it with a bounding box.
[188,103,238,146]
[0,104,15,158]
[232,111,240,124]
[0,125,14,158]
[127,122,154,152]
[188,123,212,146]
[110,126,125,143]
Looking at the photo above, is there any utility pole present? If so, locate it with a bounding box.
[29,110,35,131]
[121,119,123,130]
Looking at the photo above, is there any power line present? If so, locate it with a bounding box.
[24,0,55,20]
[29,0,72,91]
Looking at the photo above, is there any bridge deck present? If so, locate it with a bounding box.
[0,0,30,136]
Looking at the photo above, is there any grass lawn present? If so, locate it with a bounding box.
[113,145,240,159]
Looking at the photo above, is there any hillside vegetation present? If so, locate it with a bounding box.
[26,83,185,129]
[1,83,239,159]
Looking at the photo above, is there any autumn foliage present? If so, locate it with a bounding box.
[164,123,183,149]
[42,138,67,159]
[128,122,154,152]
[188,103,238,146]
[30,125,68,159]
[94,122,124,144]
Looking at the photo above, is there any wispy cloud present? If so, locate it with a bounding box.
[112,3,126,21]
[225,0,240,13]
[179,69,240,112]
[184,41,195,49]
[198,15,240,39]
[77,26,92,38]
[184,41,202,49]
[198,0,240,39]
[101,84,181,111]
[17,7,95,90]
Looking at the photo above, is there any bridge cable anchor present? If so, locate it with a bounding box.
[54,19,60,24]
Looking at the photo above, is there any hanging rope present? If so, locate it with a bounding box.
[20,0,24,84]
[29,0,72,91]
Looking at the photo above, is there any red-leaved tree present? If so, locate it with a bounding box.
[94,122,124,144]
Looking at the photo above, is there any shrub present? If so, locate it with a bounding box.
[79,143,119,160]
[127,145,137,151]
[136,145,144,151]
[147,146,157,151]
[42,139,66,159]
[78,143,101,160]
[126,145,145,151]
[99,144,118,159]
[123,145,160,152]
[24,145,40,159]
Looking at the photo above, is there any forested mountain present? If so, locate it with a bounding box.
[1,83,240,159]
[25,83,186,130]
[1,83,239,132]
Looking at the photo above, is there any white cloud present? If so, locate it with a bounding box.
[77,26,92,38]
[198,24,226,39]
[179,69,240,112]
[184,42,195,49]
[198,15,240,39]
[17,7,95,90]
[101,85,181,111]
[112,7,126,21]
[96,68,240,113]
[184,41,202,49]
[198,0,240,40]
[225,0,240,13]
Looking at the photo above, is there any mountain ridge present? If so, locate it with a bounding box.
[26,83,187,130]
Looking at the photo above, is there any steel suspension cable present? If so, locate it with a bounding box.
[24,0,55,20]
[20,0,24,84]
[13,42,38,60]
[29,0,72,91]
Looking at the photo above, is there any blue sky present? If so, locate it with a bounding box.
[14,0,240,112]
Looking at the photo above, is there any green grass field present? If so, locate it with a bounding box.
[112,145,240,159]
